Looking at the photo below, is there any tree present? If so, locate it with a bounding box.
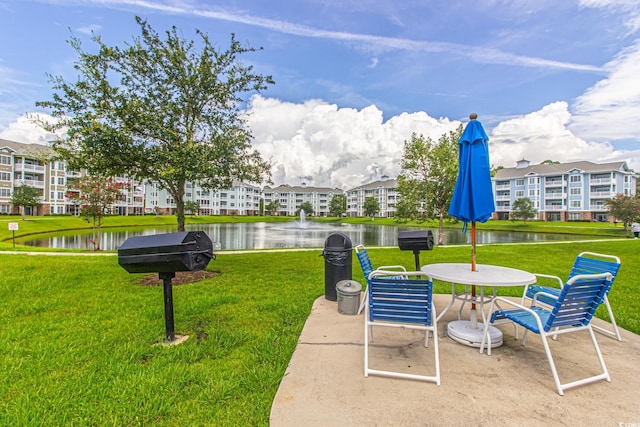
[265,200,280,216]
[65,176,126,250]
[184,200,200,217]
[37,17,273,232]
[511,198,538,224]
[329,194,347,217]
[10,185,42,220]
[396,127,461,244]
[605,194,640,236]
[363,196,380,219]
[297,201,314,216]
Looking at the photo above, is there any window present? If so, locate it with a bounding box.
[528,189,537,197]
[57,191,64,200]
[515,190,524,197]
[0,155,10,165]
[570,175,581,183]
[515,179,524,186]
[0,172,11,181]
[570,188,581,195]
[569,213,581,220]
[58,177,65,185]
[570,200,581,208]
[528,177,538,185]
[0,188,11,197]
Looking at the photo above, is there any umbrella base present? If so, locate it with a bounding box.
[447,320,503,348]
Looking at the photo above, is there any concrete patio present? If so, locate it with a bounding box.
[270,294,640,426]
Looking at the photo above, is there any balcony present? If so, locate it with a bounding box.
[16,179,45,189]
[590,204,607,211]
[590,191,612,198]
[544,180,563,187]
[544,204,564,211]
[14,163,45,174]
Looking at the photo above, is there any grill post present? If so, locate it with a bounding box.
[160,272,176,342]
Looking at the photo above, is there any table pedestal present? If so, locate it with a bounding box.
[447,321,503,348]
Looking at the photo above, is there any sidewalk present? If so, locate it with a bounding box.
[270,294,640,426]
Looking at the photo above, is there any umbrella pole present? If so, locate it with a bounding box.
[470,222,477,328]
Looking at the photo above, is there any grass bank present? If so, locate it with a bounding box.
[1,239,638,425]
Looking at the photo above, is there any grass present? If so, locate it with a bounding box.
[0,216,638,425]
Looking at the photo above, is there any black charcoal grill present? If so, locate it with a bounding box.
[118,231,215,342]
[397,230,434,271]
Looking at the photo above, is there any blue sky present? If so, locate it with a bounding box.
[1,0,639,188]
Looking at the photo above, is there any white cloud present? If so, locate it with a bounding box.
[490,102,638,170]
[246,95,461,189]
[569,40,640,140]
[0,113,62,145]
[2,98,636,190]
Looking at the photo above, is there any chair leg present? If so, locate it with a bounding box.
[591,296,622,341]
[364,300,369,377]
[540,327,611,395]
[538,330,564,395]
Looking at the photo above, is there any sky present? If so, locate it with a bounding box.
[0,0,639,190]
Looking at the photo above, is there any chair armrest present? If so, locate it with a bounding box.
[378,265,407,272]
[531,291,561,306]
[532,273,563,288]
[370,270,426,279]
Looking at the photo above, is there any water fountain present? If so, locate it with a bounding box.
[298,209,307,229]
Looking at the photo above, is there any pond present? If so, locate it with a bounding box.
[18,220,601,251]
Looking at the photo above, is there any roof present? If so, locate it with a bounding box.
[0,138,52,158]
[494,160,633,180]
[347,178,398,192]
[264,184,342,194]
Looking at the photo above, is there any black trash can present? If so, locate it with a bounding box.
[320,233,353,301]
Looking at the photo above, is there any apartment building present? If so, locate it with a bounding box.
[146,181,262,216]
[4,137,637,222]
[262,184,341,216]
[345,176,398,217]
[493,159,637,221]
[1,139,54,215]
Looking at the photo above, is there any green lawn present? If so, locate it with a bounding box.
[0,216,637,425]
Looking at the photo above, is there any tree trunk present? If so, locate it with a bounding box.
[173,181,186,232]
[438,209,445,245]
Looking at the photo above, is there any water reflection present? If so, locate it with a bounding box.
[19,221,600,251]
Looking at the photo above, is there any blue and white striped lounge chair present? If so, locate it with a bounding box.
[364,270,440,384]
[355,244,407,315]
[481,272,613,395]
[522,252,621,341]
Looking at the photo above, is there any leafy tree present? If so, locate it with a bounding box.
[297,201,314,216]
[605,194,640,236]
[363,196,380,219]
[184,200,200,216]
[37,17,273,232]
[10,185,42,220]
[265,200,280,216]
[511,197,538,224]
[329,194,347,217]
[396,127,461,244]
[65,176,126,250]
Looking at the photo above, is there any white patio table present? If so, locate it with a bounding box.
[421,263,536,348]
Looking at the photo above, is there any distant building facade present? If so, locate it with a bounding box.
[493,159,637,221]
[262,184,342,216]
[345,177,399,217]
[3,137,638,222]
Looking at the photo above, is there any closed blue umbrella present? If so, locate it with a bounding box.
[447,113,496,344]
[448,113,495,269]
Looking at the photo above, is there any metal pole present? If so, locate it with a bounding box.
[159,272,176,342]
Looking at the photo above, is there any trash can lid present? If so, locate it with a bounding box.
[336,280,362,295]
